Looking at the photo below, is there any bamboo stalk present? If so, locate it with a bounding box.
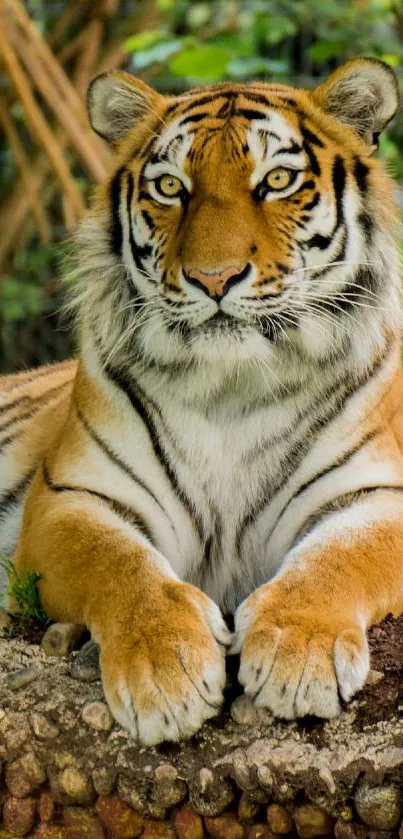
[0,19,85,219]
[47,0,90,49]
[6,0,110,169]
[74,16,104,100]
[0,92,51,245]
[11,27,108,183]
[57,28,88,65]
[5,0,93,128]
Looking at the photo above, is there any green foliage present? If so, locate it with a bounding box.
[0,557,51,628]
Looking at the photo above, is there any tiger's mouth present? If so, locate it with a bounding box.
[188,309,284,343]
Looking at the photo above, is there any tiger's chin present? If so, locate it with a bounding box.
[176,315,280,367]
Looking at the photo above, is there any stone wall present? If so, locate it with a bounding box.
[1,616,403,838]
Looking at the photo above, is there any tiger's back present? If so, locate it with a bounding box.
[0,360,77,564]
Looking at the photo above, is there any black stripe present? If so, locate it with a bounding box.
[358,211,374,247]
[332,155,346,224]
[300,125,325,148]
[302,138,320,176]
[304,156,346,251]
[180,112,210,125]
[0,360,73,392]
[236,339,391,553]
[0,429,23,454]
[320,266,380,317]
[0,381,71,424]
[292,484,403,549]
[104,364,204,540]
[126,173,153,274]
[354,158,369,194]
[109,166,125,256]
[43,462,153,544]
[274,141,303,156]
[141,209,155,231]
[233,108,268,121]
[267,427,380,547]
[303,193,320,212]
[75,404,171,528]
[0,468,36,520]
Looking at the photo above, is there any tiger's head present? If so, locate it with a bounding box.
[77,59,400,374]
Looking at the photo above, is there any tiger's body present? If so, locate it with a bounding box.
[1,59,403,745]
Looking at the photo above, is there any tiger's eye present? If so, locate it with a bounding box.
[156,174,183,197]
[265,167,293,190]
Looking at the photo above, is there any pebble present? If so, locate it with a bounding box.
[354,781,402,830]
[246,827,277,839]
[57,766,94,804]
[38,792,55,823]
[63,806,105,839]
[266,804,293,834]
[204,813,245,839]
[294,803,333,837]
[5,666,40,690]
[31,712,60,739]
[238,793,260,823]
[70,639,100,681]
[174,803,204,839]
[6,752,46,797]
[3,795,36,835]
[189,769,234,817]
[152,763,187,807]
[142,822,177,839]
[41,622,86,657]
[82,701,113,732]
[32,826,67,838]
[95,795,144,838]
[92,767,116,797]
[334,823,367,839]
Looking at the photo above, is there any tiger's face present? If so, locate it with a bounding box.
[84,60,399,368]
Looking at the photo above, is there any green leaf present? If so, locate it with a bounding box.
[228,57,287,78]
[309,41,345,62]
[169,44,232,80]
[131,39,184,69]
[123,29,167,53]
[264,15,297,45]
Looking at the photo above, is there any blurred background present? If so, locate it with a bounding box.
[0,0,402,374]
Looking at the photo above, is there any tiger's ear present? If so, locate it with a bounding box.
[311,59,399,151]
[87,71,163,143]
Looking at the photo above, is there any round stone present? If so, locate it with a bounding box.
[57,766,94,804]
[3,796,36,835]
[174,803,204,839]
[266,804,293,834]
[95,795,144,838]
[294,803,333,837]
[31,713,60,739]
[5,666,40,690]
[82,701,113,732]
[204,813,245,839]
[70,640,101,682]
[6,753,46,797]
[354,781,402,830]
[41,622,86,657]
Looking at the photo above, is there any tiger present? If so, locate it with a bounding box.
[0,58,402,746]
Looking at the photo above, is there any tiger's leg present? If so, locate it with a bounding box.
[233,490,403,718]
[13,472,231,744]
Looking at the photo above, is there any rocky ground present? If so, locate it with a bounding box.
[0,615,403,837]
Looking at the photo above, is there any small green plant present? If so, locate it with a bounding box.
[0,556,51,627]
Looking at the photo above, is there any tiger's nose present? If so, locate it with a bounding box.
[184,264,250,299]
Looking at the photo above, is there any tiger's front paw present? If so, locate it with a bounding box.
[98,580,231,745]
[233,584,369,719]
